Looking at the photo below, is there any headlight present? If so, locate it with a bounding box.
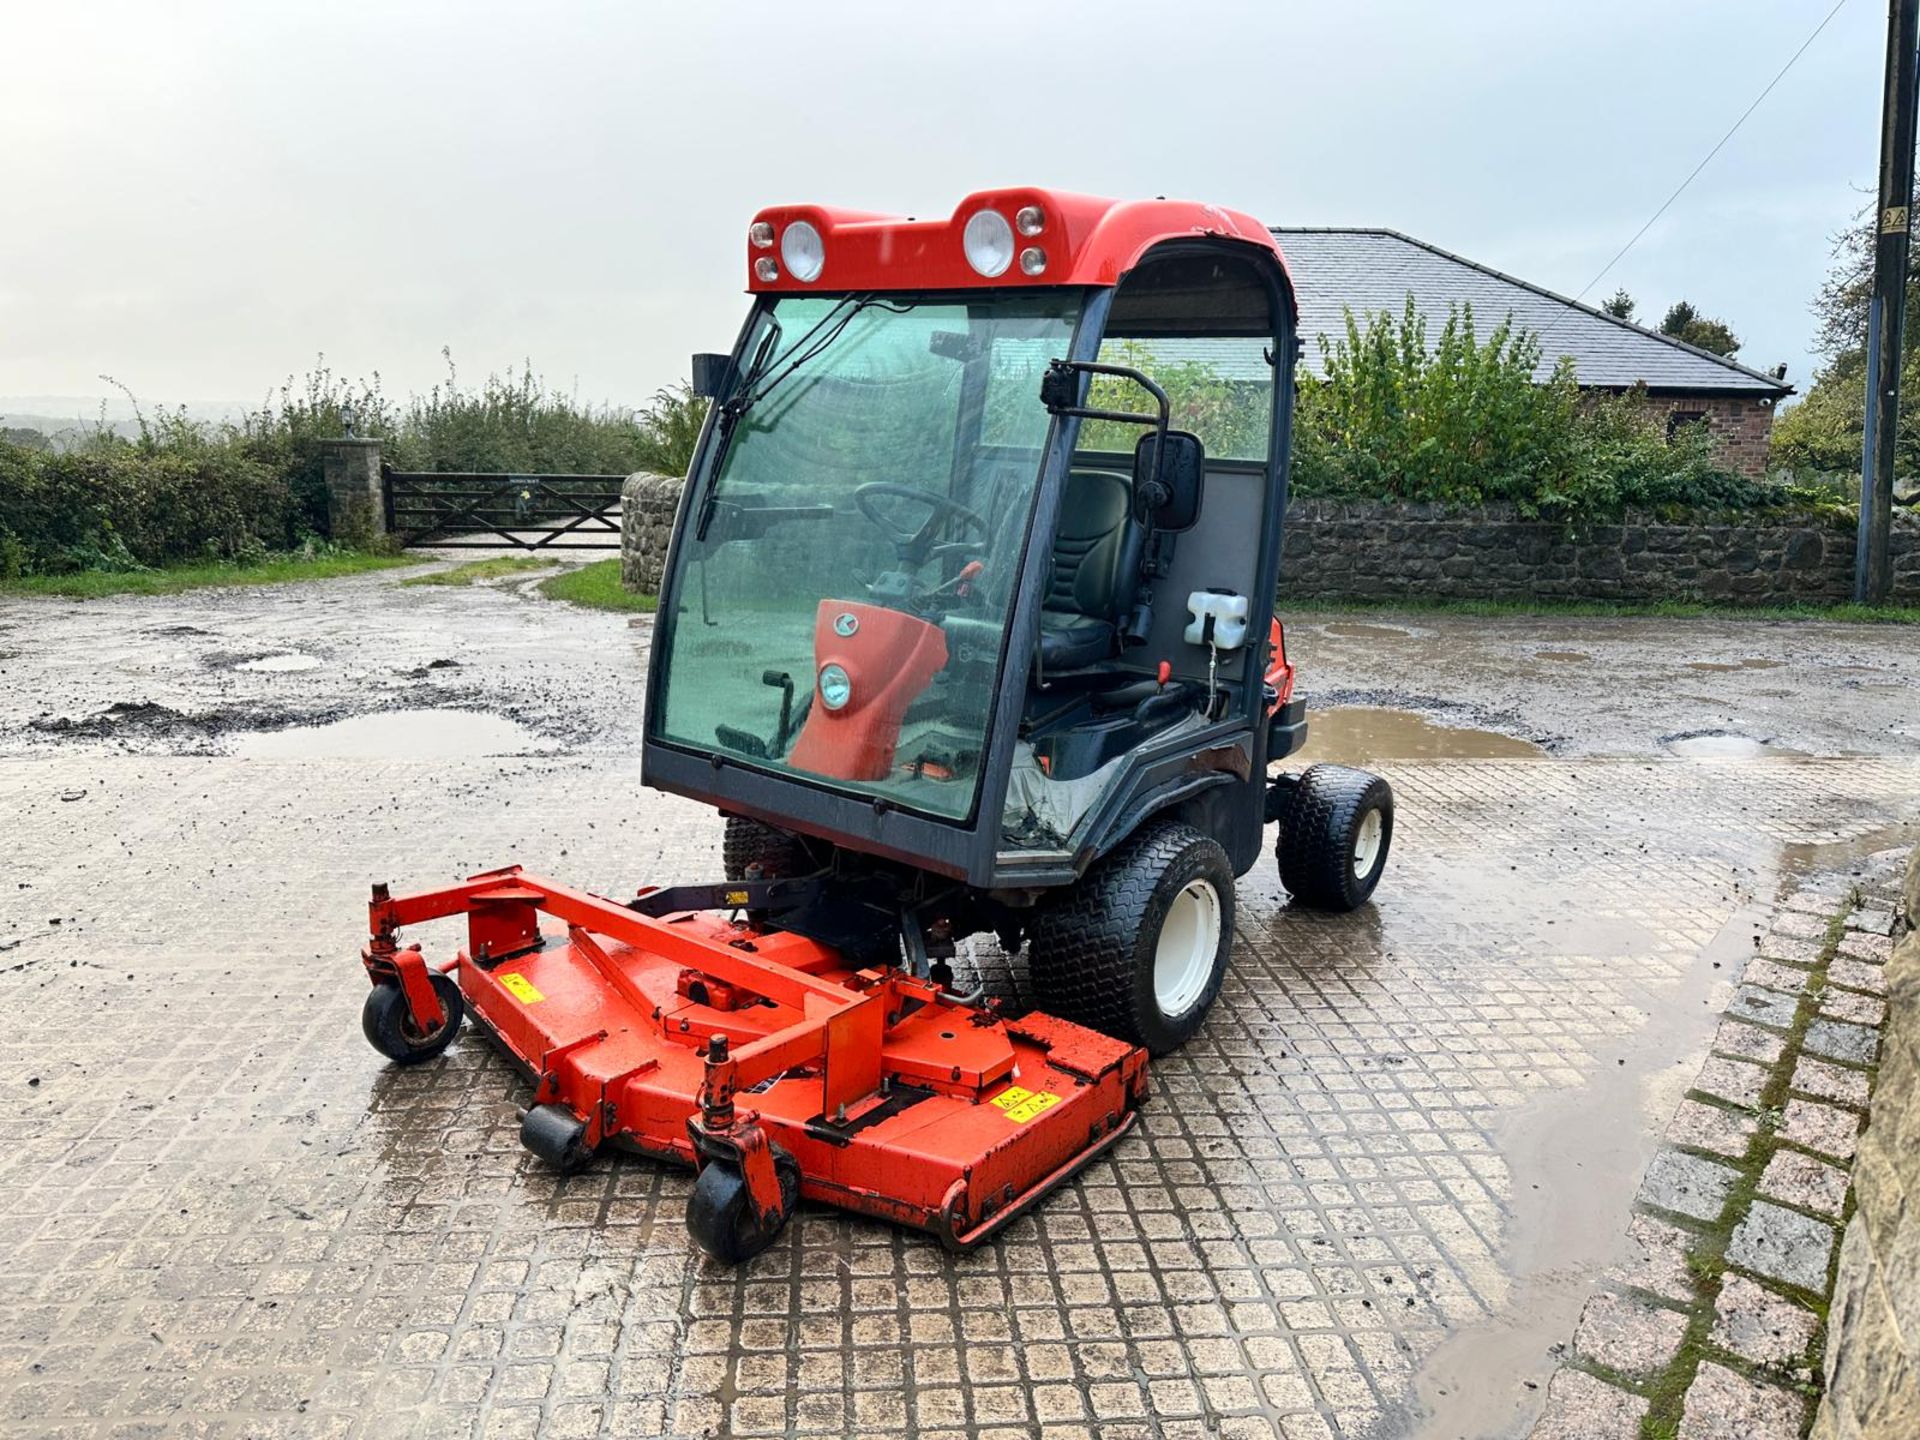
[1019,246,1047,276]
[753,256,779,283]
[818,663,852,711]
[748,221,775,249]
[780,220,824,283]
[962,209,1015,277]
[1015,205,1045,236]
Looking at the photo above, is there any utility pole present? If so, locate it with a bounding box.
[1858,0,1920,603]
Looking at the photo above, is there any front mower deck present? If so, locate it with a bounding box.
[362,866,1147,1257]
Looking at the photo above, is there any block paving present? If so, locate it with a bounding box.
[0,754,1915,1439]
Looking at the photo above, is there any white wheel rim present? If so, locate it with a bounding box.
[1154,879,1222,1016]
[1352,808,1384,877]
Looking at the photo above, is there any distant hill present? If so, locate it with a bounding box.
[0,395,250,447]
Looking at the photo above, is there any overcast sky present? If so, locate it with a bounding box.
[1,0,1887,416]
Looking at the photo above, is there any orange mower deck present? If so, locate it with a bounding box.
[361,867,1148,1257]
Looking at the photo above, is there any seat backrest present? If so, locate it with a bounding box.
[1044,469,1132,620]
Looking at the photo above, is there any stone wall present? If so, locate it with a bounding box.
[620,471,684,595]
[614,480,1920,609]
[1280,499,1920,607]
[1816,849,1920,1440]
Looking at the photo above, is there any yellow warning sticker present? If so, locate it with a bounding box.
[724,889,750,907]
[498,972,545,1004]
[991,1086,1062,1124]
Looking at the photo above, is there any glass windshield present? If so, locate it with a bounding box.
[653,291,1082,821]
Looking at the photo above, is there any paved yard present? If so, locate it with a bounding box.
[0,569,1915,1439]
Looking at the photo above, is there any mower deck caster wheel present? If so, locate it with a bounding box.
[687,1150,800,1264]
[521,1103,595,1174]
[361,974,464,1065]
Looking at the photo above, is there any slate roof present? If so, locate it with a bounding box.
[1128,230,1791,398]
[1273,228,1791,397]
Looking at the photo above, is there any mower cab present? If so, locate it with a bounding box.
[359,190,1393,1262]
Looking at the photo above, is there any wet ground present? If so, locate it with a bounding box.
[0,563,1916,1439]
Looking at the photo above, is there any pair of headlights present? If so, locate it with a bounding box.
[749,206,1048,284]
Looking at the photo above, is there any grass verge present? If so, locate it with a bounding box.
[401,556,556,587]
[0,551,414,599]
[1281,595,1920,625]
[537,559,657,613]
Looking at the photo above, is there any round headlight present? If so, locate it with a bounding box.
[962,209,1015,277]
[1019,246,1047,276]
[748,220,775,249]
[780,220,824,283]
[1015,205,1046,237]
[818,663,852,711]
[753,255,779,283]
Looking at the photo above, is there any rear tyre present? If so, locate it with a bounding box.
[721,816,822,881]
[1276,763,1393,911]
[686,1149,800,1264]
[1027,821,1235,1055]
[360,973,464,1065]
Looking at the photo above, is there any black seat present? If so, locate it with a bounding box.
[1038,469,1132,672]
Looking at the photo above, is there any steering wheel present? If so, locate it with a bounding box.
[853,483,989,559]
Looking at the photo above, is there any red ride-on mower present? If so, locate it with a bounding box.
[359,190,1393,1262]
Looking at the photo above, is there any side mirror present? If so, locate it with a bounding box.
[1134,430,1204,531]
[690,353,734,399]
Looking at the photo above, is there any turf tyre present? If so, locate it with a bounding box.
[721,816,822,882]
[1027,820,1234,1055]
[1276,763,1393,911]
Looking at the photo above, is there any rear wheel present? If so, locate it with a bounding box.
[721,816,822,881]
[1276,763,1393,911]
[1027,821,1235,1054]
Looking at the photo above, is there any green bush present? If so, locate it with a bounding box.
[0,357,712,578]
[1292,300,1845,519]
[0,441,297,574]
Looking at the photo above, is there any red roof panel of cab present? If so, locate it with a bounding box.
[745,188,1293,307]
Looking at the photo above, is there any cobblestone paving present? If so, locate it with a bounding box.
[2,754,1916,1439]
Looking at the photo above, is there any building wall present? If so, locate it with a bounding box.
[1648,394,1778,479]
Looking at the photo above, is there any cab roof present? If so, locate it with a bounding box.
[745,188,1294,310]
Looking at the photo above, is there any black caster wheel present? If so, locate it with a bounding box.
[521,1103,595,1173]
[361,974,464,1065]
[686,1149,800,1264]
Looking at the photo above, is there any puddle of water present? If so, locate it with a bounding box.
[1535,650,1590,663]
[1687,658,1787,674]
[233,709,551,759]
[1410,898,1762,1438]
[235,653,322,673]
[1663,733,1804,760]
[1294,707,1546,764]
[1323,622,1414,640]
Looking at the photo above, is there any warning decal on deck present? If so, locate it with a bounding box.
[498,972,545,1004]
[990,1086,1062,1123]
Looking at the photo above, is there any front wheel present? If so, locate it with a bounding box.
[1276,763,1393,911]
[361,973,464,1065]
[1027,821,1235,1055]
[686,1149,800,1265]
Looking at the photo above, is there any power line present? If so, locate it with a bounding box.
[1545,0,1854,337]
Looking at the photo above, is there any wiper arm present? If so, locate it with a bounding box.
[696,295,910,540]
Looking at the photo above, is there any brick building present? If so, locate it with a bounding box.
[1272,228,1793,477]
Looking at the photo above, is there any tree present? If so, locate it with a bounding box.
[1601,289,1637,323]
[1659,301,1741,357]
[1772,192,1920,480]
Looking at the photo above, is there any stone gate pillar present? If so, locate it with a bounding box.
[319,437,386,546]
